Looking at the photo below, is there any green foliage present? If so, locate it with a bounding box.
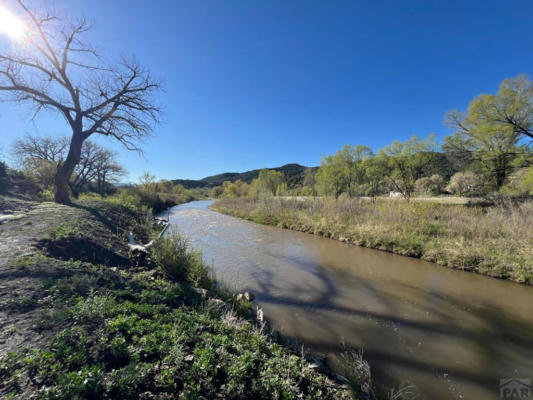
[221,179,250,198]
[415,174,445,195]
[380,135,438,200]
[444,74,533,190]
[501,166,533,195]
[209,185,224,198]
[300,185,314,196]
[315,145,373,198]
[151,233,214,289]
[48,224,83,240]
[250,169,286,198]
[174,163,313,190]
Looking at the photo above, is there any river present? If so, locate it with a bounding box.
[165,200,533,400]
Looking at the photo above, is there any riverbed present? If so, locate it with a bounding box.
[165,200,533,400]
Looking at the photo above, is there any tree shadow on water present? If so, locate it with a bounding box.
[248,254,533,400]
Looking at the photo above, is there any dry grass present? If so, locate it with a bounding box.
[212,197,533,284]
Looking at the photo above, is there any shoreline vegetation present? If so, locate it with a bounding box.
[211,196,533,285]
[0,196,359,399]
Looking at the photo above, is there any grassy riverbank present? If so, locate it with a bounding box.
[0,197,353,399]
[212,197,533,284]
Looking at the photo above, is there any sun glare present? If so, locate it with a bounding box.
[0,5,25,40]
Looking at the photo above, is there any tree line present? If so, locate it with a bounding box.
[213,75,533,201]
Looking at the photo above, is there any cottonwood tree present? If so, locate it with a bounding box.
[250,170,285,198]
[93,149,125,196]
[13,134,124,195]
[456,74,533,142]
[314,145,373,198]
[379,135,437,201]
[445,111,530,190]
[0,1,161,203]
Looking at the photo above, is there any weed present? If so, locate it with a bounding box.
[48,223,83,240]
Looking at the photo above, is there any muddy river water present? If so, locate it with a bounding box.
[165,200,533,399]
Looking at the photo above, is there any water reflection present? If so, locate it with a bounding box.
[167,201,533,400]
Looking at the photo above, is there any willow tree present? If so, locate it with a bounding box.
[0,1,161,203]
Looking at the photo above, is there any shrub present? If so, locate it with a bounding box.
[151,233,213,289]
[446,171,480,196]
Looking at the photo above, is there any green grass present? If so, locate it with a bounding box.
[48,223,83,240]
[212,196,533,284]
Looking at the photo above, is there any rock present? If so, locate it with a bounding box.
[0,214,25,224]
[128,244,148,252]
[236,291,255,302]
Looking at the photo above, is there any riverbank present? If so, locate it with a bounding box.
[0,197,354,399]
[211,197,533,284]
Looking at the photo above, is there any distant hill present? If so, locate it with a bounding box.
[173,163,317,189]
[172,154,456,190]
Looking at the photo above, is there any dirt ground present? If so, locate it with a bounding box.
[0,197,148,357]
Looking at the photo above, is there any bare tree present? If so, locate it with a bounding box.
[12,134,69,168]
[93,149,126,195]
[12,134,126,195]
[0,1,161,203]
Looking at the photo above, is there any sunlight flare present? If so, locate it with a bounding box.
[0,5,25,40]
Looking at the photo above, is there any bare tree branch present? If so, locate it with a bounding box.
[0,1,162,202]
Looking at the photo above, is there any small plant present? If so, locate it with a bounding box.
[340,346,373,398]
[388,382,419,400]
[151,233,214,289]
[48,224,83,240]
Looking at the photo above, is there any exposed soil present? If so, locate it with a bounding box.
[0,198,149,357]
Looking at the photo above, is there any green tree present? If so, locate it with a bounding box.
[209,186,224,198]
[415,174,445,195]
[315,144,373,198]
[314,154,347,198]
[379,135,437,200]
[445,75,533,190]
[250,169,285,197]
[454,74,533,142]
[361,156,387,198]
[222,180,250,198]
[302,168,316,188]
[300,185,314,197]
[501,166,533,195]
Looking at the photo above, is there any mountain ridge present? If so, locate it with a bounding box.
[172,163,316,189]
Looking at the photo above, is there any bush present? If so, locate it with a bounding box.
[446,171,480,196]
[151,233,213,289]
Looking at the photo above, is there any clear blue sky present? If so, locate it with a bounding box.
[1,0,532,181]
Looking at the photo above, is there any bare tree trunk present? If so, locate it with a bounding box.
[54,133,84,204]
